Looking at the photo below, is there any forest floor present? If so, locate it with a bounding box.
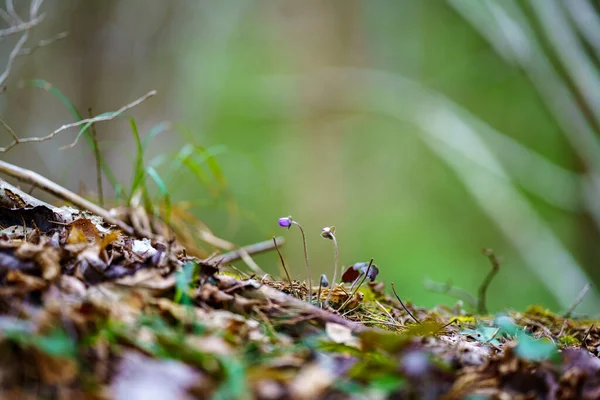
[0,187,599,400]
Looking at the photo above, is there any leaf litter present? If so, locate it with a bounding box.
[0,203,599,399]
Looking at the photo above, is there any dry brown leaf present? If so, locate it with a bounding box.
[5,270,46,291]
[32,349,78,385]
[69,218,99,242]
[36,246,61,281]
[319,285,363,309]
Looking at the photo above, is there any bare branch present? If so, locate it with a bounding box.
[0,160,135,236]
[0,13,43,37]
[0,116,18,141]
[0,30,29,87]
[0,90,157,152]
[564,283,591,318]
[6,0,23,25]
[17,31,68,56]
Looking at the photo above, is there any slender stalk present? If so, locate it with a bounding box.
[391,282,420,325]
[323,228,339,307]
[292,221,312,304]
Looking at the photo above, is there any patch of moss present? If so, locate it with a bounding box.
[524,305,560,320]
[449,316,477,326]
[558,335,580,347]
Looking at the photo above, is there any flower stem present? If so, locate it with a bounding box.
[292,221,312,304]
[324,234,339,306]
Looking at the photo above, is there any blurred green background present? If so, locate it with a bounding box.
[3,0,600,313]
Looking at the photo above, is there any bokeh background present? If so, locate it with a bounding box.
[3,0,600,313]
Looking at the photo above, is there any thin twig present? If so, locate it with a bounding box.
[273,236,297,298]
[217,274,367,333]
[210,237,285,266]
[0,13,43,37]
[0,162,135,235]
[17,31,68,56]
[391,282,420,324]
[0,90,157,152]
[337,258,373,312]
[582,323,594,346]
[478,249,501,315]
[0,28,29,87]
[564,283,591,318]
[88,108,104,207]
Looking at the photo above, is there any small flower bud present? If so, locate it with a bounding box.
[321,226,335,239]
[278,216,292,229]
[320,274,329,288]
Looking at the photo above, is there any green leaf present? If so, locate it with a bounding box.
[32,328,77,358]
[460,325,502,346]
[514,335,560,363]
[213,356,248,400]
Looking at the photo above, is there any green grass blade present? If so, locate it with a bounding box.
[128,118,150,208]
[146,166,172,223]
[143,121,172,151]
[28,79,125,200]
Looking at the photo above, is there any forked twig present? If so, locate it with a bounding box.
[564,283,591,318]
[0,90,157,153]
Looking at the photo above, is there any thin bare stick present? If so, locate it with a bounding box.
[0,90,157,153]
[582,323,594,346]
[478,249,501,314]
[17,31,68,56]
[564,283,591,318]
[0,13,43,37]
[0,160,135,235]
[217,274,366,332]
[210,236,285,266]
[0,116,18,141]
[0,29,29,87]
[391,282,420,324]
[273,236,297,298]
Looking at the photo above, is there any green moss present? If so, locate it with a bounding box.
[524,305,560,320]
[449,316,477,326]
[558,335,580,347]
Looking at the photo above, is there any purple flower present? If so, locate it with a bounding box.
[278,216,292,229]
